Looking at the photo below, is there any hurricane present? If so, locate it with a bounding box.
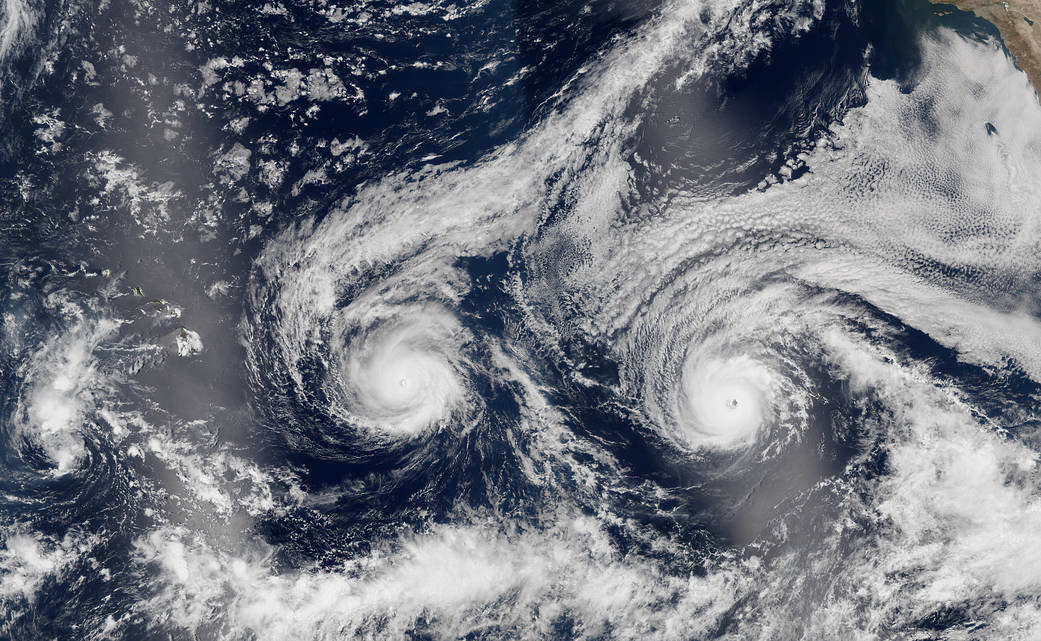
[2,0,1041,638]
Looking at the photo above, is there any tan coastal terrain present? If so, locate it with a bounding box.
[931,0,1041,96]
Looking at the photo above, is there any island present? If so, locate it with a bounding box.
[932,0,1041,96]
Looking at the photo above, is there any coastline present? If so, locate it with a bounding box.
[930,0,1041,96]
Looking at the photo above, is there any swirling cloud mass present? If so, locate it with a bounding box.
[2,0,1041,639]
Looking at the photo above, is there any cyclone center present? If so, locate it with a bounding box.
[337,309,469,436]
[678,354,775,448]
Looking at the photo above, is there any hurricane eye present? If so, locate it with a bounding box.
[675,354,775,449]
[333,306,471,438]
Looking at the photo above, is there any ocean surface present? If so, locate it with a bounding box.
[1,0,1040,638]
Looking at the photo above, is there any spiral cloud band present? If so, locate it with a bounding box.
[161,14,1041,641]
[3,0,1041,639]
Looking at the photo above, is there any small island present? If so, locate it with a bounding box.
[932,0,1041,96]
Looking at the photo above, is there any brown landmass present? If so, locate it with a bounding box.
[931,0,1041,96]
